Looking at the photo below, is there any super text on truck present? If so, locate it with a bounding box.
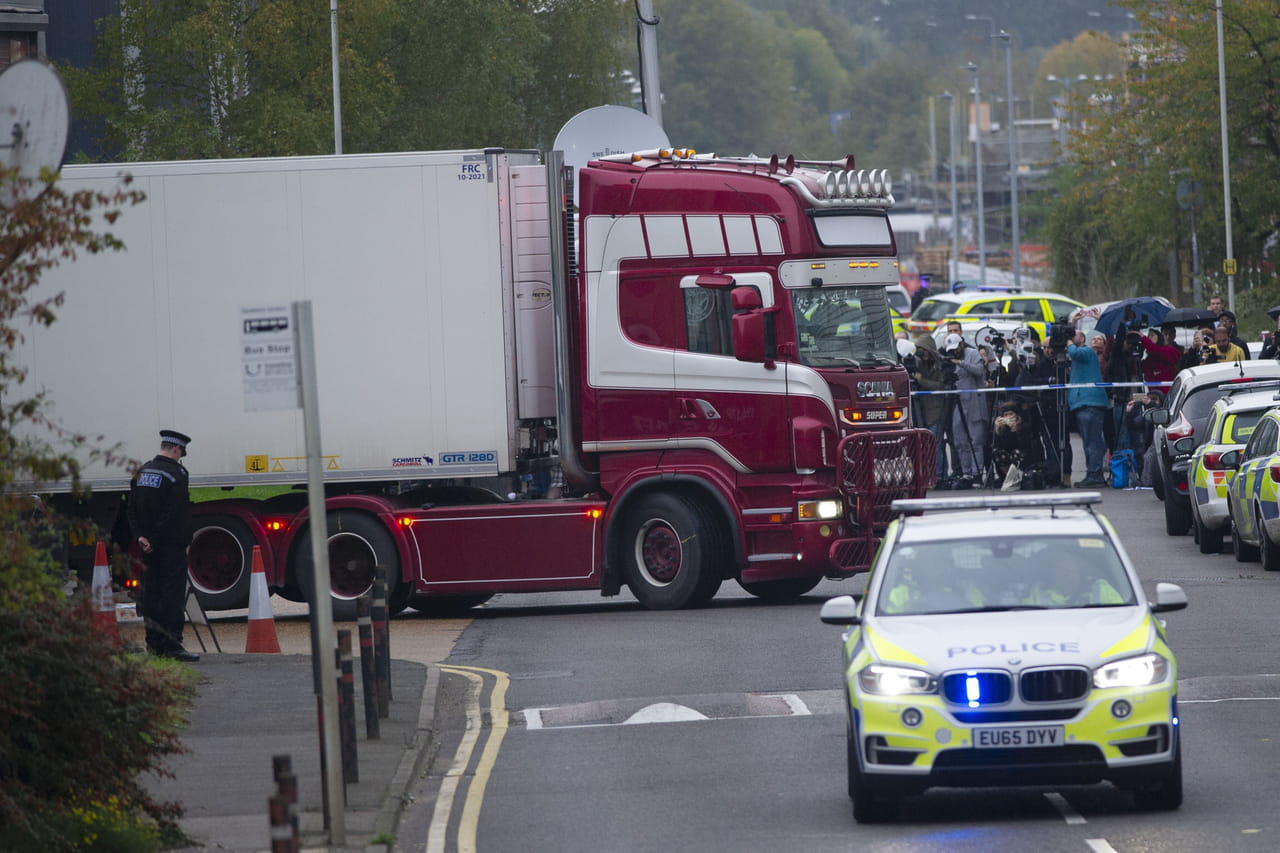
[18,146,934,613]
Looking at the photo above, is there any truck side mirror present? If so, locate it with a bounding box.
[730,286,775,367]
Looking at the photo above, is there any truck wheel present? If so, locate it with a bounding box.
[409,593,494,616]
[1163,494,1191,536]
[738,577,821,602]
[188,515,255,610]
[296,511,406,620]
[621,493,724,610]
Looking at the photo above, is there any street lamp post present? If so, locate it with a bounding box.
[967,62,986,288]
[937,92,960,286]
[997,31,1021,289]
[1215,0,1236,311]
[1045,73,1088,155]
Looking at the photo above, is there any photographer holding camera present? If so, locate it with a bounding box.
[1203,325,1247,364]
[909,334,953,483]
[943,332,995,484]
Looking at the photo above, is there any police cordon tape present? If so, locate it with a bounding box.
[911,381,1172,396]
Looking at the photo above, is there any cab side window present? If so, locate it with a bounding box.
[683,288,735,356]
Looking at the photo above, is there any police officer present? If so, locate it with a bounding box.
[128,429,198,661]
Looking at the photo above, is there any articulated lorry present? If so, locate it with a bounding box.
[20,145,933,612]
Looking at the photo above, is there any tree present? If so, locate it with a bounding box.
[1048,0,1280,299]
[1,165,197,850]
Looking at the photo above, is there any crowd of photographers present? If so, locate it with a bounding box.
[902,296,1267,491]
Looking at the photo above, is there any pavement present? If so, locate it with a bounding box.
[117,603,464,853]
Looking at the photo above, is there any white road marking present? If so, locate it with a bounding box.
[774,693,812,716]
[1086,840,1118,852]
[624,702,709,724]
[522,708,544,730]
[1044,792,1086,824]
[1180,696,1280,704]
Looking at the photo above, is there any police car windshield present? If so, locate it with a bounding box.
[792,285,897,367]
[875,535,1136,616]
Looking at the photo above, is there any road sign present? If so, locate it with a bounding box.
[241,304,300,411]
[1223,258,1238,276]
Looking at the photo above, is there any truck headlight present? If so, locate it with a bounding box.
[858,664,937,696]
[1092,653,1169,689]
[797,499,842,520]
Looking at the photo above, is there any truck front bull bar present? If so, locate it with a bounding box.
[828,428,936,574]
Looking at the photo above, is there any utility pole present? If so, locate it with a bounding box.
[967,62,986,288]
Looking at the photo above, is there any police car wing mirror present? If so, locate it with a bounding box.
[1150,582,1188,614]
[1171,436,1195,455]
[819,594,861,626]
[1218,448,1241,469]
[1144,408,1169,426]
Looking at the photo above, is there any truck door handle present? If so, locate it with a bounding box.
[679,398,720,420]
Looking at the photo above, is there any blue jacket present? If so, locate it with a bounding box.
[1066,344,1108,410]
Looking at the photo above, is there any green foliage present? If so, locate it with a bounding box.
[60,0,631,159]
[0,598,197,850]
[0,168,144,599]
[1051,0,1280,299]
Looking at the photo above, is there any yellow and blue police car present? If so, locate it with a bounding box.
[1182,388,1279,554]
[1223,406,1280,571]
[820,492,1187,822]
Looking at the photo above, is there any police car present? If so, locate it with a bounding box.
[1181,387,1280,554]
[1222,406,1280,570]
[820,492,1187,822]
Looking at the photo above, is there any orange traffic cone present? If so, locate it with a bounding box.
[90,541,121,641]
[245,545,281,654]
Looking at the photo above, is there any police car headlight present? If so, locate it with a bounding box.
[797,499,842,520]
[1092,653,1169,689]
[858,664,937,696]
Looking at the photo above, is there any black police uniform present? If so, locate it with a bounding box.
[128,431,194,656]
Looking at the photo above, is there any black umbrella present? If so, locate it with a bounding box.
[1163,306,1218,326]
[1268,305,1280,321]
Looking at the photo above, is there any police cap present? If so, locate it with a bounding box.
[160,429,192,456]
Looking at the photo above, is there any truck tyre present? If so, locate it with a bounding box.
[409,593,494,616]
[296,511,408,620]
[188,514,256,610]
[621,493,725,610]
[738,576,822,602]
[1163,494,1191,536]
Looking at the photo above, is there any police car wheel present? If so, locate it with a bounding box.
[1260,519,1280,572]
[621,493,725,610]
[847,714,897,823]
[1194,515,1224,554]
[1233,521,1260,562]
[1133,736,1183,811]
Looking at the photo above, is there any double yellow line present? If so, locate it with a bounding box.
[425,665,511,853]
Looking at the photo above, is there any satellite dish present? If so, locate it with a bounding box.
[553,105,670,180]
[0,59,71,197]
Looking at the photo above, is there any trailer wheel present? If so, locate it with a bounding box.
[188,515,256,610]
[738,576,822,602]
[621,493,724,610]
[296,511,408,619]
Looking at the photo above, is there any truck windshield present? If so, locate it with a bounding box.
[792,285,897,367]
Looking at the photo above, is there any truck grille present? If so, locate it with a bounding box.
[1020,667,1091,702]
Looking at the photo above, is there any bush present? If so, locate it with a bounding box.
[0,596,197,850]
